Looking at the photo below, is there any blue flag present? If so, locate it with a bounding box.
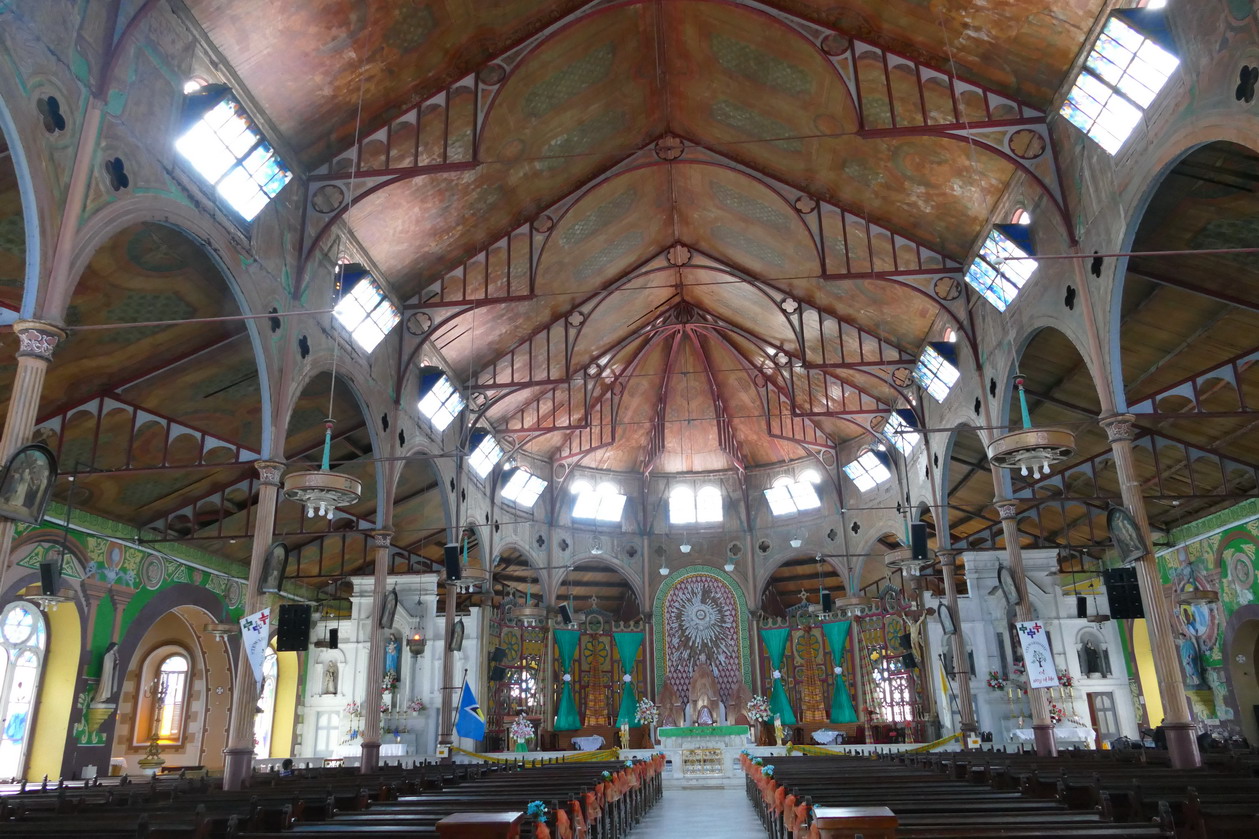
[455,678,486,741]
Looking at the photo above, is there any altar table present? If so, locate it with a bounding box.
[657,724,750,739]
[571,735,605,751]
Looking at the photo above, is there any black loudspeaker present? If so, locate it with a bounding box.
[1102,568,1145,619]
[276,603,312,651]
[490,646,507,664]
[38,557,61,596]
[902,652,918,670]
[557,604,573,625]
[1076,596,1088,619]
[899,633,912,650]
[820,590,833,612]
[489,665,507,682]
[444,544,461,580]
[328,628,339,650]
[910,522,929,562]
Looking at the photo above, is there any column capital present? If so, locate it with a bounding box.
[372,530,393,548]
[993,500,1019,520]
[1099,413,1137,443]
[935,550,960,567]
[13,320,66,362]
[254,460,285,485]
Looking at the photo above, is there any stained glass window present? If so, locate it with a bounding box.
[914,345,960,402]
[502,469,547,508]
[469,433,504,478]
[843,450,892,492]
[964,228,1037,311]
[333,274,400,353]
[418,374,464,432]
[884,412,920,457]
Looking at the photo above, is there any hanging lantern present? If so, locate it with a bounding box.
[283,419,362,519]
[987,375,1076,478]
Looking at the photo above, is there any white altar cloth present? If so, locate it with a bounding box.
[572,735,605,751]
[811,729,843,745]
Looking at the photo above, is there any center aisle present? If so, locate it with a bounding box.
[628,786,764,839]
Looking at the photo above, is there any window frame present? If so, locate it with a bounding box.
[570,480,627,523]
[914,345,960,403]
[468,433,504,480]
[763,472,823,517]
[884,412,920,457]
[964,228,1037,312]
[174,89,292,222]
[418,373,465,433]
[332,270,401,354]
[133,646,193,747]
[667,484,725,526]
[1059,15,1179,155]
[501,468,548,508]
[842,449,893,492]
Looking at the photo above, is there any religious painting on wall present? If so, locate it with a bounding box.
[0,444,56,525]
[653,568,752,713]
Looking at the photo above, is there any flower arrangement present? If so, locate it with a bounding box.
[624,760,633,768]
[526,801,548,821]
[1058,671,1075,689]
[751,757,764,766]
[379,701,391,715]
[1048,703,1066,725]
[762,765,775,778]
[381,670,400,694]
[509,714,536,742]
[344,701,362,717]
[635,697,660,726]
[407,698,426,713]
[986,671,1006,691]
[601,770,612,780]
[746,694,771,723]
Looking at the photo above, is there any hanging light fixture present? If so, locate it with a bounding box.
[987,374,1076,479]
[283,418,363,518]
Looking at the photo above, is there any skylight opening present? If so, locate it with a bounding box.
[571,480,627,523]
[764,474,822,517]
[914,345,960,403]
[175,93,291,221]
[468,433,504,479]
[1060,16,1178,155]
[884,412,921,457]
[333,273,400,353]
[669,485,724,525]
[964,228,1037,311]
[502,469,547,508]
[843,450,893,493]
[418,374,464,432]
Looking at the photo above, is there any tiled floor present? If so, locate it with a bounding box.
[631,785,764,838]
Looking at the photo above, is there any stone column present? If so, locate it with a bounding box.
[222,460,284,790]
[0,321,66,591]
[937,551,977,744]
[359,530,392,773]
[994,498,1057,757]
[1099,414,1201,768]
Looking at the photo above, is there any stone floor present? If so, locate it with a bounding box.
[631,785,764,838]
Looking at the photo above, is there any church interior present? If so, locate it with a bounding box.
[0,0,1258,836]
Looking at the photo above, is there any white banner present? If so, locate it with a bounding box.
[239,608,272,687]
[1015,620,1060,689]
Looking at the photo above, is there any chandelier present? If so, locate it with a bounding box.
[832,595,875,618]
[283,419,362,519]
[987,375,1076,478]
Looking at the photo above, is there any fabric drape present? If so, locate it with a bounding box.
[613,631,644,727]
[554,629,582,731]
[759,626,797,725]
[821,620,858,723]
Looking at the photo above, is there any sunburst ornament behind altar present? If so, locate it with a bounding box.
[655,568,752,706]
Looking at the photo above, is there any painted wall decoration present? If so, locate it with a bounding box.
[653,567,751,704]
[1156,498,1259,727]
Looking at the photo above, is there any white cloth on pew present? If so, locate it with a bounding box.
[572,735,605,751]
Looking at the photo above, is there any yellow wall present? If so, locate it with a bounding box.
[270,650,299,758]
[1131,619,1163,727]
[28,604,80,780]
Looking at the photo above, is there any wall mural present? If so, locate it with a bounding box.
[1156,498,1259,728]
[653,567,751,704]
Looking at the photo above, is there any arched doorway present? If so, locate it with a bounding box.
[0,602,45,779]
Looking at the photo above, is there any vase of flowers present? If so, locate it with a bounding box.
[746,694,771,745]
[407,698,426,713]
[509,713,535,753]
[987,671,1006,691]
[1048,703,1066,725]
[635,698,660,744]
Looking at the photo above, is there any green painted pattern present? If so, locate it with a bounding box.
[710,181,792,233]
[711,32,811,96]
[712,224,786,268]
[524,43,615,119]
[574,231,644,282]
[710,100,802,152]
[560,187,638,248]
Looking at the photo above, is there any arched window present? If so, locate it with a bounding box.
[571,480,626,522]
[253,648,277,759]
[764,472,822,516]
[669,486,696,525]
[694,486,723,524]
[134,647,191,746]
[0,602,46,779]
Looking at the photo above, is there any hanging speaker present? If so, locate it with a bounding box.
[820,590,833,612]
[490,646,508,664]
[557,604,573,625]
[444,544,462,580]
[910,522,929,562]
[1076,596,1088,619]
[328,628,339,650]
[275,604,312,652]
[1102,568,1145,620]
[38,556,61,596]
[901,652,918,670]
[489,665,507,682]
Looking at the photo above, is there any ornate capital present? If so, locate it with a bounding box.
[372,530,393,549]
[994,500,1018,521]
[936,550,960,568]
[13,320,65,361]
[254,460,285,485]
[1099,413,1137,443]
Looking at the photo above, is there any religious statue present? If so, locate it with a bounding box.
[322,660,338,695]
[688,662,722,726]
[92,643,120,705]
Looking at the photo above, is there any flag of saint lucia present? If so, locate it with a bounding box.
[455,678,486,741]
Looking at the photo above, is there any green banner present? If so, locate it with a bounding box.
[613,631,644,727]
[821,620,857,724]
[554,629,582,731]
[759,626,797,725]
[657,724,749,738]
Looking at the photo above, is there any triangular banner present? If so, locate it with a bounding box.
[239,607,271,686]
